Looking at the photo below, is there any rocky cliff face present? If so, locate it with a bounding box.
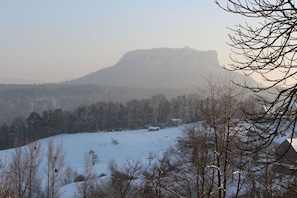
[68,47,249,89]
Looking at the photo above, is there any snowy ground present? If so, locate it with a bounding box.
[0,127,184,197]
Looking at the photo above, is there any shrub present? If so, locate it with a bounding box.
[74,174,85,182]
[111,138,119,145]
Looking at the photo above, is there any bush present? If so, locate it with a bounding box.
[98,173,106,177]
[74,174,85,182]
[111,138,119,145]
[62,166,76,185]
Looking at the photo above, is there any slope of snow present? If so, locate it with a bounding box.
[0,127,183,197]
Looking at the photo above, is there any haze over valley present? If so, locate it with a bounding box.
[0,47,253,126]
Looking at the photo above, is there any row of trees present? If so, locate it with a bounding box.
[0,92,243,150]
[0,83,188,126]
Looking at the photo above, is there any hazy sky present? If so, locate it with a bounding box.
[0,1,244,83]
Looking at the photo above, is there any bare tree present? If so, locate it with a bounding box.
[167,125,216,197]
[26,142,43,197]
[0,158,15,198]
[9,142,42,198]
[46,140,65,198]
[216,0,297,147]
[77,153,97,198]
[96,159,143,198]
[138,76,250,197]
[198,75,248,197]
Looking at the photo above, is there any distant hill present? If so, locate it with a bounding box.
[67,47,254,90]
[0,47,257,126]
[0,84,188,125]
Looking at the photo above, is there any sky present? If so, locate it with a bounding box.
[0,1,244,84]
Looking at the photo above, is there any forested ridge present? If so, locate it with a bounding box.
[0,83,188,126]
[0,91,253,150]
[0,94,202,150]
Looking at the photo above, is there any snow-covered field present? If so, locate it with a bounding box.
[0,127,184,197]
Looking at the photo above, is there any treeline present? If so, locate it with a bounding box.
[0,94,206,150]
[0,83,188,126]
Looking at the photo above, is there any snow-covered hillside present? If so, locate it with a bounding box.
[0,127,183,197]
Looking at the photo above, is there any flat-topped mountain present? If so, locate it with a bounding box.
[67,47,248,89]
